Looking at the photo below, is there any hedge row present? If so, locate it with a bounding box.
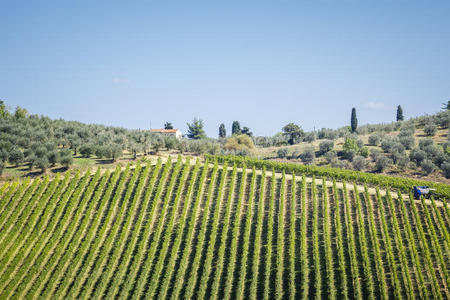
[205,154,450,200]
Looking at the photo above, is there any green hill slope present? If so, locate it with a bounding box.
[0,157,449,299]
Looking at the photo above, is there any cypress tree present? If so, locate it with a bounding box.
[351,108,358,133]
[396,105,404,121]
[232,121,241,135]
[219,123,226,138]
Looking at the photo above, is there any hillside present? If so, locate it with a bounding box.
[1,102,449,186]
[254,114,450,184]
[0,157,449,299]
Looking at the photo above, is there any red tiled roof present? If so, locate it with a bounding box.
[151,129,180,133]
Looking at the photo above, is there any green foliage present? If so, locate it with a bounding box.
[224,134,254,151]
[343,137,358,152]
[399,135,415,149]
[176,139,189,153]
[14,106,29,119]
[206,154,450,199]
[35,156,49,172]
[421,159,436,175]
[241,126,253,137]
[277,148,288,158]
[352,155,367,171]
[375,155,390,172]
[443,100,450,110]
[319,140,334,154]
[8,148,24,167]
[0,101,9,118]
[303,131,317,142]
[164,122,173,129]
[186,118,206,139]
[231,121,241,135]
[79,144,94,158]
[107,144,123,161]
[368,133,381,146]
[300,146,315,164]
[282,123,304,145]
[151,135,165,153]
[47,150,60,166]
[164,136,178,150]
[219,123,226,138]
[351,107,358,133]
[0,158,449,299]
[60,155,73,168]
[441,161,450,178]
[396,105,404,121]
[424,122,437,136]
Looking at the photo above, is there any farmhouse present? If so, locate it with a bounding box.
[151,129,183,139]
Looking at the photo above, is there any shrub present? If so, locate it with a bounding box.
[0,149,8,162]
[375,156,390,172]
[330,158,345,169]
[398,136,415,149]
[358,147,369,158]
[392,152,409,168]
[422,145,440,160]
[95,146,107,158]
[152,136,165,153]
[224,134,255,151]
[418,138,434,150]
[207,142,221,155]
[421,159,436,175]
[356,139,364,148]
[391,142,405,154]
[8,148,24,167]
[60,155,73,168]
[36,156,49,173]
[319,140,334,154]
[109,144,123,161]
[277,148,288,159]
[318,128,338,140]
[436,152,448,168]
[409,148,427,165]
[324,151,337,164]
[398,124,415,137]
[47,150,60,166]
[290,150,301,160]
[300,147,315,165]
[177,140,189,154]
[441,161,450,178]
[343,138,358,152]
[189,140,208,155]
[344,149,356,161]
[352,155,367,171]
[79,144,94,157]
[303,132,317,143]
[423,123,437,136]
[165,137,178,150]
[0,160,4,176]
[368,134,381,146]
[370,148,381,162]
[381,138,397,153]
[235,148,250,156]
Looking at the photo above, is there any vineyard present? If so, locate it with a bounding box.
[0,156,449,299]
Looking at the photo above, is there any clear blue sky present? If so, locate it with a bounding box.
[1,1,449,137]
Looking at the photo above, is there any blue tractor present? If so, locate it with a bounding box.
[413,186,435,199]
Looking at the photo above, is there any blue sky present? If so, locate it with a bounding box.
[1,1,449,137]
